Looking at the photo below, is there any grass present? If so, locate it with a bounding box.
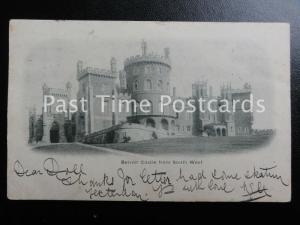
[33,143,109,154]
[94,135,273,155]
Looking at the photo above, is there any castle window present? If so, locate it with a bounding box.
[145,79,152,90]
[134,80,139,90]
[145,65,151,73]
[158,80,163,90]
[151,65,155,72]
[133,67,139,75]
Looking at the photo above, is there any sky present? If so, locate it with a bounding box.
[11,20,290,129]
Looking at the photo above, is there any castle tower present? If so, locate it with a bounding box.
[231,83,253,136]
[124,40,174,131]
[76,60,117,137]
[66,82,72,120]
[192,81,209,136]
[192,80,208,98]
[28,106,37,143]
[41,83,70,143]
[110,57,117,77]
[119,70,127,90]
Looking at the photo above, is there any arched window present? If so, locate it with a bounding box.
[146,118,155,128]
[134,80,139,90]
[158,80,163,90]
[133,67,139,75]
[145,79,152,90]
[222,128,226,136]
[171,120,176,131]
[161,119,169,130]
[145,65,151,73]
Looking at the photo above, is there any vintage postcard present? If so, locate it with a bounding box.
[8,20,291,201]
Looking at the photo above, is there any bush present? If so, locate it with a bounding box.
[35,117,43,143]
[64,120,75,142]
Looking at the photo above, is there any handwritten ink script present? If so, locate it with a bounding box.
[13,158,289,202]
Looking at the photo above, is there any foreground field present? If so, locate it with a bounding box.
[94,135,273,155]
[33,143,110,154]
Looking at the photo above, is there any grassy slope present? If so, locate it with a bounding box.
[94,135,273,155]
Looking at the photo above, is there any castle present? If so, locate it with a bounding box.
[28,41,253,144]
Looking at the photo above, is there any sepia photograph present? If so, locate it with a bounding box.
[7,20,291,202]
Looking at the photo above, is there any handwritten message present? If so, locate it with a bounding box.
[13,158,289,202]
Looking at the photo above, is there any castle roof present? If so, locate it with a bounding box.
[124,54,171,68]
[77,67,115,80]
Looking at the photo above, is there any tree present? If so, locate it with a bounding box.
[64,120,75,142]
[123,136,131,143]
[35,117,43,143]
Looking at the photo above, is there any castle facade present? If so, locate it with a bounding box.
[28,41,253,144]
[78,41,253,144]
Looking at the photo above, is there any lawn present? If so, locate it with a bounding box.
[94,135,273,155]
[33,143,110,154]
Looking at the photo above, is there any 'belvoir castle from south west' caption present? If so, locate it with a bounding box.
[28,41,253,144]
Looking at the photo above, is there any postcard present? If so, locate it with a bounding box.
[8,20,291,201]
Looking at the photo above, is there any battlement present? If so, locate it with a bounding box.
[117,91,131,99]
[48,88,69,97]
[124,54,171,68]
[42,83,69,98]
[77,66,115,80]
[221,82,252,95]
[230,88,252,94]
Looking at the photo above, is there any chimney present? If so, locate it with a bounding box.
[141,40,147,56]
[209,86,213,97]
[110,57,117,75]
[164,47,170,59]
[173,87,176,97]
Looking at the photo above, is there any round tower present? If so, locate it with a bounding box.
[124,41,175,131]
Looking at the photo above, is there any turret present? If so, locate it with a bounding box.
[164,47,170,59]
[66,82,72,97]
[141,40,147,56]
[119,70,127,90]
[244,82,251,90]
[209,85,213,97]
[42,83,49,95]
[77,60,83,79]
[173,87,176,97]
[110,57,117,77]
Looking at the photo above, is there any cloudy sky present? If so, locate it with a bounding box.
[10,20,290,129]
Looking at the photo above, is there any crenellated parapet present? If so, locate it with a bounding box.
[124,54,171,68]
[77,67,115,80]
[117,91,131,100]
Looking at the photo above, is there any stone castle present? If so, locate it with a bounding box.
[28,41,253,144]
